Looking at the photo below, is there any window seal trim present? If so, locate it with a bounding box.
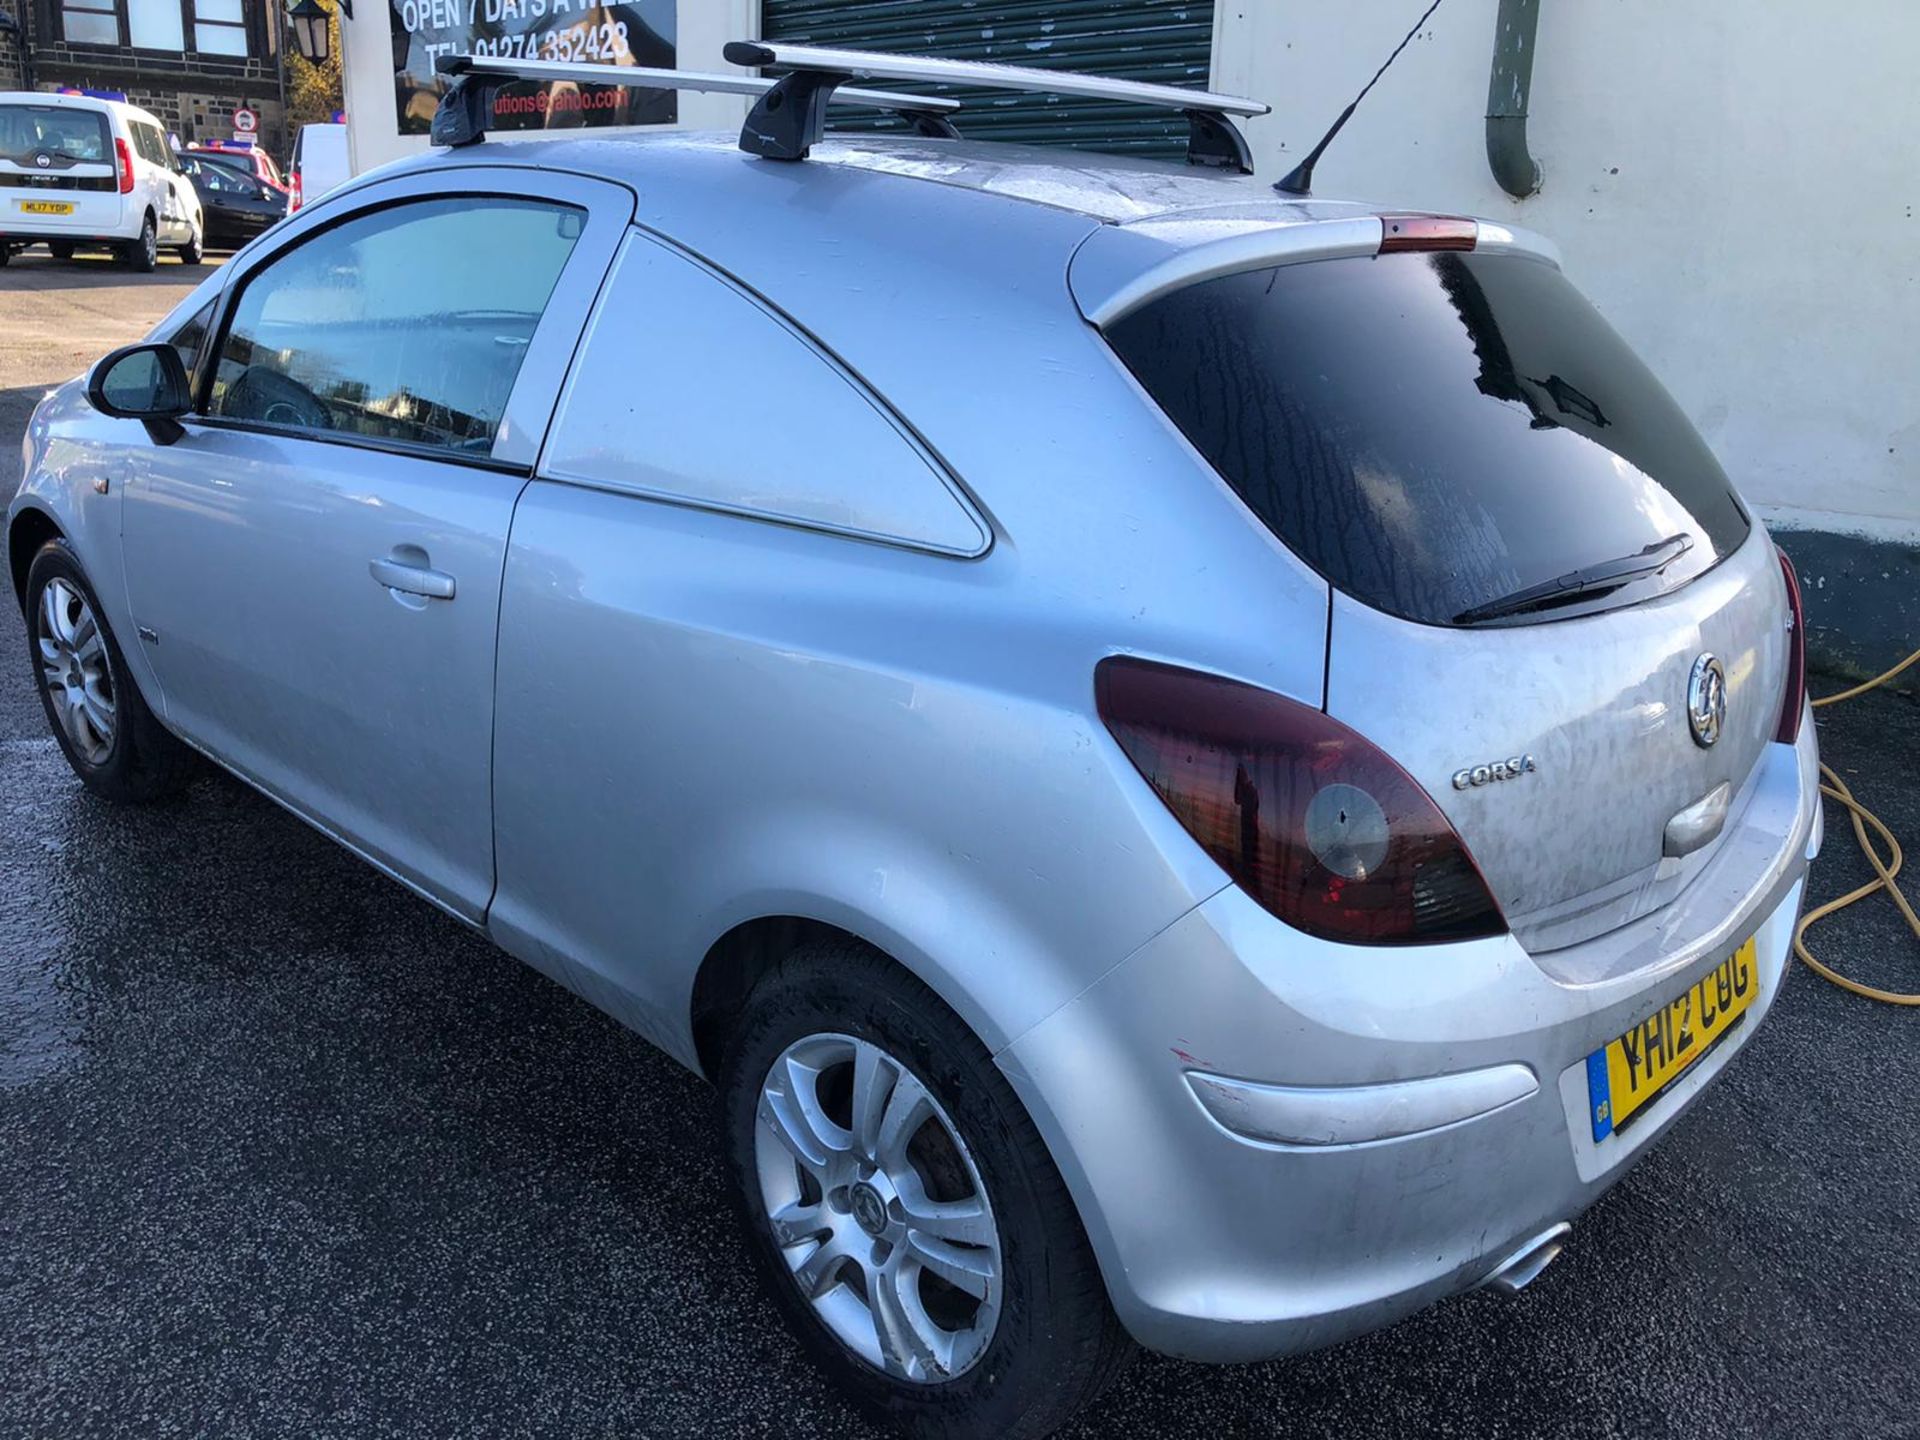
[185,414,535,476]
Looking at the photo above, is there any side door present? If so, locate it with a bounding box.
[162,143,201,242]
[488,230,992,1046]
[121,169,633,921]
[130,121,186,242]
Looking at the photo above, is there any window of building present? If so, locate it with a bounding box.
[128,0,184,50]
[192,0,247,54]
[60,0,254,55]
[59,0,119,45]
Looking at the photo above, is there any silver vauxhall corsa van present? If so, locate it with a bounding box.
[8,45,1818,1439]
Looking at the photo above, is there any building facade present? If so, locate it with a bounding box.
[1,0,288,155]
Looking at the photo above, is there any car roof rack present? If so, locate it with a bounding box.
[721,40,1268,173]
[430,54,963,149]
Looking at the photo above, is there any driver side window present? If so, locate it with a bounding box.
[206,195,583,456]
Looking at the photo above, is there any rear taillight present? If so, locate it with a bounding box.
[1378,214,1477,253]
[1096,657,1507,945]
[290,172,303,211]
[1775,548,1807,744]
[114,137,135,194]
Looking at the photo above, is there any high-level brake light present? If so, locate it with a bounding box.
[1378,215,1477,253]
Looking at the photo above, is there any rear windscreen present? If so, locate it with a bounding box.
[0,105,113,164]
[1105,250,1750,626]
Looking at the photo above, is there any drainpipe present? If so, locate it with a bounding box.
[1486,0,1543,198]
[273,1,288,159]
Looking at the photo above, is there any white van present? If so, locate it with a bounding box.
[288,122,350,213]
[0,91,204,270]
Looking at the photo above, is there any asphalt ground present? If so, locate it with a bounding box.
[3,256,1918,1438]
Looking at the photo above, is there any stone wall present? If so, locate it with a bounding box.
[0,31,26,91]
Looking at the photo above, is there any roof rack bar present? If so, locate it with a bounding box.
[725,42,1268,117]
[721,41,1266,172]
[429,54,960,149]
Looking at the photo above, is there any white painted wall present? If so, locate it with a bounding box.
[1214,0,1919,542]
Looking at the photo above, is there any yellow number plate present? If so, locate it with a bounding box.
[1586,936,1758,1141]
[19,200,76,215]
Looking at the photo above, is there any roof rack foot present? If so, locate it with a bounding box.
[900,109,962,140]
[727,41,851,160]
[1184,108,1253,173]
[430,57,494,147]
[737,68,849,160]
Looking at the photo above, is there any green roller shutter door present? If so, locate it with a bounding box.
[758,0,1217,159]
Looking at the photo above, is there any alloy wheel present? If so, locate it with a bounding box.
[754,1032,1002,1383]
[35,577,116,765]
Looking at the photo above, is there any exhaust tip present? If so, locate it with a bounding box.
[1478,1222,1572,1295]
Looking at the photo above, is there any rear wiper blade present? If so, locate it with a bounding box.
[1453,533,1694,625]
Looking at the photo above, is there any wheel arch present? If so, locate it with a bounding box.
[686,901,1042,1090]
[689,912,1010,1084]
[7,503,63,613]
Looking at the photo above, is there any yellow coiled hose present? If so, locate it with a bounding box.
[1793,647,1920,1004]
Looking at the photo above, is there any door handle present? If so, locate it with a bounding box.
[369,556,456,600]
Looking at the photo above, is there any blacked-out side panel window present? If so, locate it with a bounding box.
[132,122,169,167]
[539,233,988,556]
[207,196,583,456]
[1105,251,1750,626]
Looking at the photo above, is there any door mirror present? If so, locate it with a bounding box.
[88,343,192,441]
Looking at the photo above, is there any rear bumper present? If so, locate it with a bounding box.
[2,224,140,245]
[997,720,1819,1362]
[2,194,137,240]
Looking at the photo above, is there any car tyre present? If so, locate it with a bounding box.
[124,213,158,273]
[178,224,203,266]
[719,938,1132,1440]
[48,242,76,260]
[25,539,192,803]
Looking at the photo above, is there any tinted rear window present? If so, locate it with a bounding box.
[1105,250,1750,626]
[0,105,112,164]
[195,150,251,179]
